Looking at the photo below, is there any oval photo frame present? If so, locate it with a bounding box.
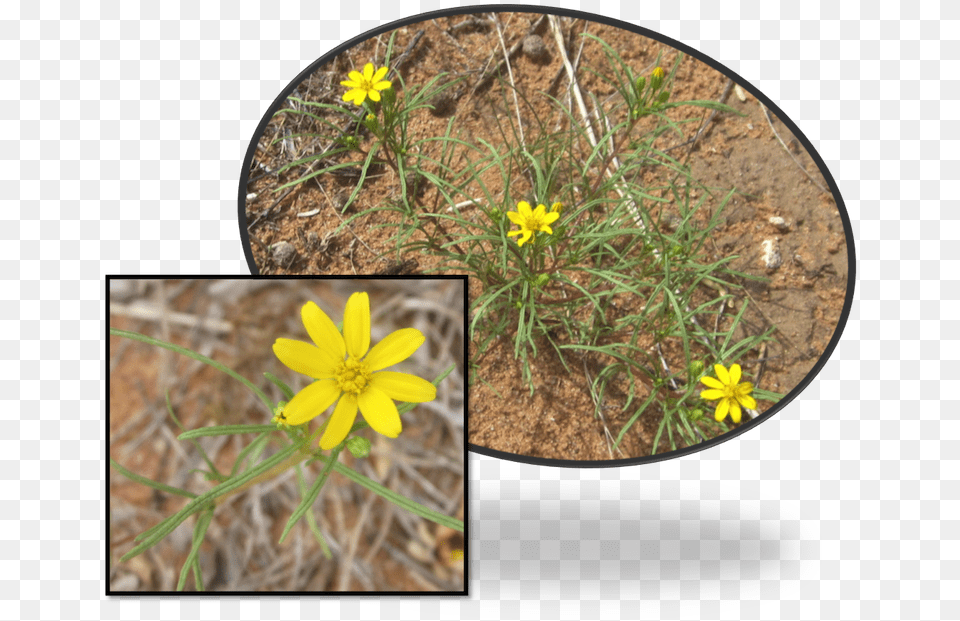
[238,6,856,468]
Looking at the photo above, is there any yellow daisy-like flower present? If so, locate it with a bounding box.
[699,363,757,424]
[340,63,392,106]
[506,200,561,247]
[273,292,436,450]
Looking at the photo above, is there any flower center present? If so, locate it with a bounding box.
[335,356,371,396]
[525,212,546,231]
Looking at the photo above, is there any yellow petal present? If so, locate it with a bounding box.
[273,338,339,379]
[283,379,341,426]
[540,224,554,235]
[301,301,345,361]
[343,89,366,104]
[543,211,560,225]
[347,70,364,83]
[700,376,724,390]
[729,400,742,424]
[507,211,523,224]
[700,388,724,401]
[357,385,402,438]
[319,393,358,450]
[507,229,523,237]
[370,371,436,402]
[714,363,730,385]
[364,327,424,372]
[340,79,360,88]
[372,66,389,82]
[367,89,381,102]
[362,63,374,80]
[532,204,547,218]
[729,363,742,384]
[517,201,532,216]
[714,398,730,422]
[343,291,371,359]
[737,387,757,411]
[373,80,391,91]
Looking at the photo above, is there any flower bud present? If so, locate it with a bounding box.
[688,360,705,378]
[650,66,665,92]
[271,401,289,427]
[635,75,647,96]
[346,436,372,458]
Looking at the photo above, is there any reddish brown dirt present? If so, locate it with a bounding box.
[242,13,850,463]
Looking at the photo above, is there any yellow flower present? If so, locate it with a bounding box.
[550,202,562,214]
[273,292,436,450]
[699,363,757,424]
[506,201,560,247]
[652,66,664,80]
[341,63,392,106]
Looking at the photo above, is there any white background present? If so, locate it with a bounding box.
[10,0,950,618]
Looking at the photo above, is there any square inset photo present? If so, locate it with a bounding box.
[107,276,466,594]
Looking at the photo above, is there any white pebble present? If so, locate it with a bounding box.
[768,216,789,231]
[523,34,547,58]
[761,239,782,269]
[271,241,297,266]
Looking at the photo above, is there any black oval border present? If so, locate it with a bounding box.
[237,4,857,469]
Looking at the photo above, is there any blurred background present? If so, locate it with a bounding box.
[108,278,464,592]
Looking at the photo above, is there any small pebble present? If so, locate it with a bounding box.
[761,239,782,269]
[270,241,297,267]
[523,34,548,59]
[246,192,257,201]
[768,215,790,231]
